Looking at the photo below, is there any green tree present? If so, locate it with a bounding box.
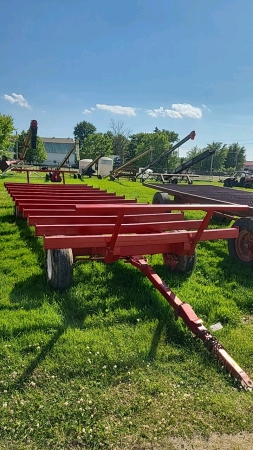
[0,113,15,158]
[127,129,179,167]
[201,142,228,172]
[185,143,228,173]
[154,127,179,144]
[225,143,246,171]
[17,131,47,164]
[131,130,180,170]
[80,133,113,159]
[185,146,205,171]
[73,121,96,148]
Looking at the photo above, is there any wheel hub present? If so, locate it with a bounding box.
[163,253,178,269]
[235,230,253,262]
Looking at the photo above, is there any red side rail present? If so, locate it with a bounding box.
[28,212,184,226]
[17,199,138,213]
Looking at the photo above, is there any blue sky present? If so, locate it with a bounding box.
[1,0,253,158]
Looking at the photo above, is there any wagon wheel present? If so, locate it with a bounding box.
[152,192,171,204]
[228,217,253,265]
[163,250,197,275]
[46,249,73,289]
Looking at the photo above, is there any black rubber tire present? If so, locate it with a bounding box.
[163,249,197,276]
[223,179,233,188]
[228,217,253,265]
[46,249,73,289]
[152,192,171,204]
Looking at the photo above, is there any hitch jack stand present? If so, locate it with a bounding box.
[129,256,253,391]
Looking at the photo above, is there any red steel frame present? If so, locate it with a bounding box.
[4,182,253,390]
[11,168,78,184]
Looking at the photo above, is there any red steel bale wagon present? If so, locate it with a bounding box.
[144,182,253,266]
[4,181,253,390]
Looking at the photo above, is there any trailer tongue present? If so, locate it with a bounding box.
[130,256,253,391]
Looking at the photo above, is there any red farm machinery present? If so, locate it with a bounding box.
[0,120,38,175]
[4,179,253,391]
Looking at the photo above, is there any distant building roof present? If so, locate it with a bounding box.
[245,161,253,166]
[41,137,74,144]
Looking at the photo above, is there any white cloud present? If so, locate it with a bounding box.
[82,109,91,114]
[146,107,182,118]
[96,104,136,116]
[146,103,202,119]
[4,93,31,109]
[172,103,202,118]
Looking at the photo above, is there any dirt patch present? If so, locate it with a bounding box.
[115,432,253,450]
[169,432,253,449]
[242,315,253,325]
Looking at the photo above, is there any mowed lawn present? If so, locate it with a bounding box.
[0,173,253,450]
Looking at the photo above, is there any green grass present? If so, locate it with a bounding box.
[0,172,253,449]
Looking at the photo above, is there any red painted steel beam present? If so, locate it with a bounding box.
[12,194,122,200]
[43,227,238,251]
[130,257,253,391]
[75,203,248,215]
[17,199,138,212]
[11,193,119,200]
[23,209,76,218]
[6,186,101,191]
[5,185,102,192]
[10,188,114,193]
[28,212,185,226]
[35,219,203,237]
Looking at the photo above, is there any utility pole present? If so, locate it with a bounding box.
[210,154,214,178]
[15,131,18,159]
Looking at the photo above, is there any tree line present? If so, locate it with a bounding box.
[74,120,247,173]
[0,113,247,173]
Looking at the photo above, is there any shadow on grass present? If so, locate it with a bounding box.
[15,217,45,266]
[6,214,222,389]
[71,260,201,350]
[8,255,201,390]
[12,326,65,392]
[0,212,17,224]
[10,274,51,309]
[200,240,253,287]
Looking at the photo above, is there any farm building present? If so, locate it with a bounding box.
[245,161,253,171]
[41,137,75,166]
